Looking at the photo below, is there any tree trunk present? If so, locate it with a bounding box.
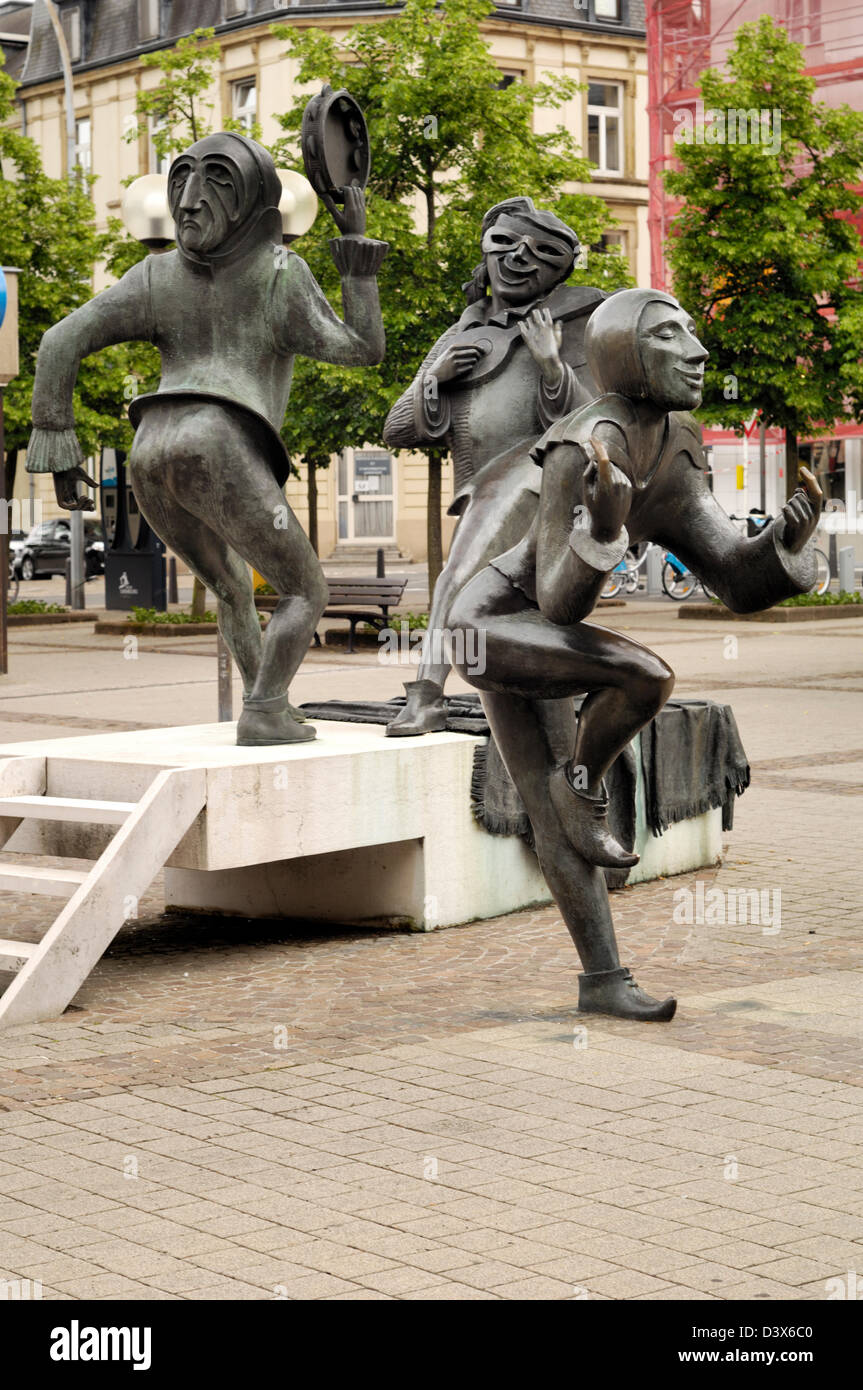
[190,575,206,619]
[426,449,443,605]
[307,458,319,557]
[785,429,799,500]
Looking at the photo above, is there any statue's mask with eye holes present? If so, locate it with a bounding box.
[479,197,580,308]
[167,133,283,267]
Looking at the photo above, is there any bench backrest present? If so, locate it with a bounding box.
[326,577,408,607]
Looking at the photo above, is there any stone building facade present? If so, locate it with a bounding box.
[1,0,649,561]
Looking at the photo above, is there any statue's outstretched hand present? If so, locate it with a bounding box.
[582,434,631,544]
[54,466,97,512]
[779,465,823,554]
[322,183,366,238]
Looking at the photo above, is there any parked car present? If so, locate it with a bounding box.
[7,529,26,565]
[13,519,105,581]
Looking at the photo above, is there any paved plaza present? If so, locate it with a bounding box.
[0,598,861,1300]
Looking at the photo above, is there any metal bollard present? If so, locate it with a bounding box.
[376,547,385,578]
[646,547,663,596]
[838,545,856,595]
[168,556,178,604]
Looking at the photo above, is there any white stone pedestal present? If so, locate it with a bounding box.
[1,720,722,933]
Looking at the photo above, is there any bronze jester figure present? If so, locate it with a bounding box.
[26,131,387,746]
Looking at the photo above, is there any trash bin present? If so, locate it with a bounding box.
[100,449,166,611]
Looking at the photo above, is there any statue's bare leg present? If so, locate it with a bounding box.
[449,565,674,869]
[479,690,676,1022]
[128,465,263,696]
[388,442,540,736]
[130,401,327,745]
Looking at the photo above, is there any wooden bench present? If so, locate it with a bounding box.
[315,576,408,653]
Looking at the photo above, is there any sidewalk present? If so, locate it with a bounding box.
[0,606,861,1299]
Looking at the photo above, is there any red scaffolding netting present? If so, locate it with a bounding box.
[646,0,863,289]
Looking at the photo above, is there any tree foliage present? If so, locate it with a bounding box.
[664,16,863,492]
[0,53,139,495]
[272,0,632,571]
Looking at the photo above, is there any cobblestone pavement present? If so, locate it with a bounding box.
[0,609,861,1300]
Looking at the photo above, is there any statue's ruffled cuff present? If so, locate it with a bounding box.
[26,427,84,475]
[770,515,817,593]
[329,236,389,278]
[569,517,630,574]
[538,363,577,430]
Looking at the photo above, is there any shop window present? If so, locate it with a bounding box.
[801,440,845,505]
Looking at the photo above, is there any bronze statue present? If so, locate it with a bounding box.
[26,130,387,746]
[383,197,604,735]
[449,288,823,1021]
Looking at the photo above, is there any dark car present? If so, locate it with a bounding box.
[14,519,105,581]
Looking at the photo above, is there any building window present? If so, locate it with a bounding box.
[61,5,82,64]
[587,82,623,176]
[600,229,628,255]
[138,0,160,42]
[594,0,622,20]
[232,79,257,134]
[224,1,248,17]
[74,116,91,182]
[496,68,524,90]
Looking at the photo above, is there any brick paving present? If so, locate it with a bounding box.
[0,608,861,1299]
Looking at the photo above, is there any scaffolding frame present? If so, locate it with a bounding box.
[646,0,863,289]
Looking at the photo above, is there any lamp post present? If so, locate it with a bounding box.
[43,0,87,609]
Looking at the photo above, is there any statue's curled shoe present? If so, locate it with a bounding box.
[578,967,677,1022]
[549,763,639,870]
[386,679,448,737]
[236,694,317,746]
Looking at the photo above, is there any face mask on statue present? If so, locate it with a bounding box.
[168,133,283,266]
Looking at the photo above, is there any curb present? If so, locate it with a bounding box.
[95,620,219,636]
[679,603,863,622]
[8,612,94,626]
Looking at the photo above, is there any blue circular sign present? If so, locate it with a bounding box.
[0,268,6,331]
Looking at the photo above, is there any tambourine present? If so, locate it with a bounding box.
[301,84,371,203]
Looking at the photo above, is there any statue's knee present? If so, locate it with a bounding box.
[642,658,675,711]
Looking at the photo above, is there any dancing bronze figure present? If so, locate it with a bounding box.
[449,289,822,1020]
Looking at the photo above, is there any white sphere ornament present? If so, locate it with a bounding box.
[277,169,318,243]
[121,174,173,250]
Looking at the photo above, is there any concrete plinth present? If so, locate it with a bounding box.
[0,721,722,932]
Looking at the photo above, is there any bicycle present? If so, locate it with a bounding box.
[601,543,654,599]
[661,550,713,601]
[731,513,830,597]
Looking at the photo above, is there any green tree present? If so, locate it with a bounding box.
[665,16,863,496]
[0,55,134,503]
[273,0,631,587]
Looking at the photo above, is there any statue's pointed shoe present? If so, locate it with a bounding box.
[578,967,676,1022]
[549,765,639,870]
[386,680,448,737]
[236,695,317,746]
